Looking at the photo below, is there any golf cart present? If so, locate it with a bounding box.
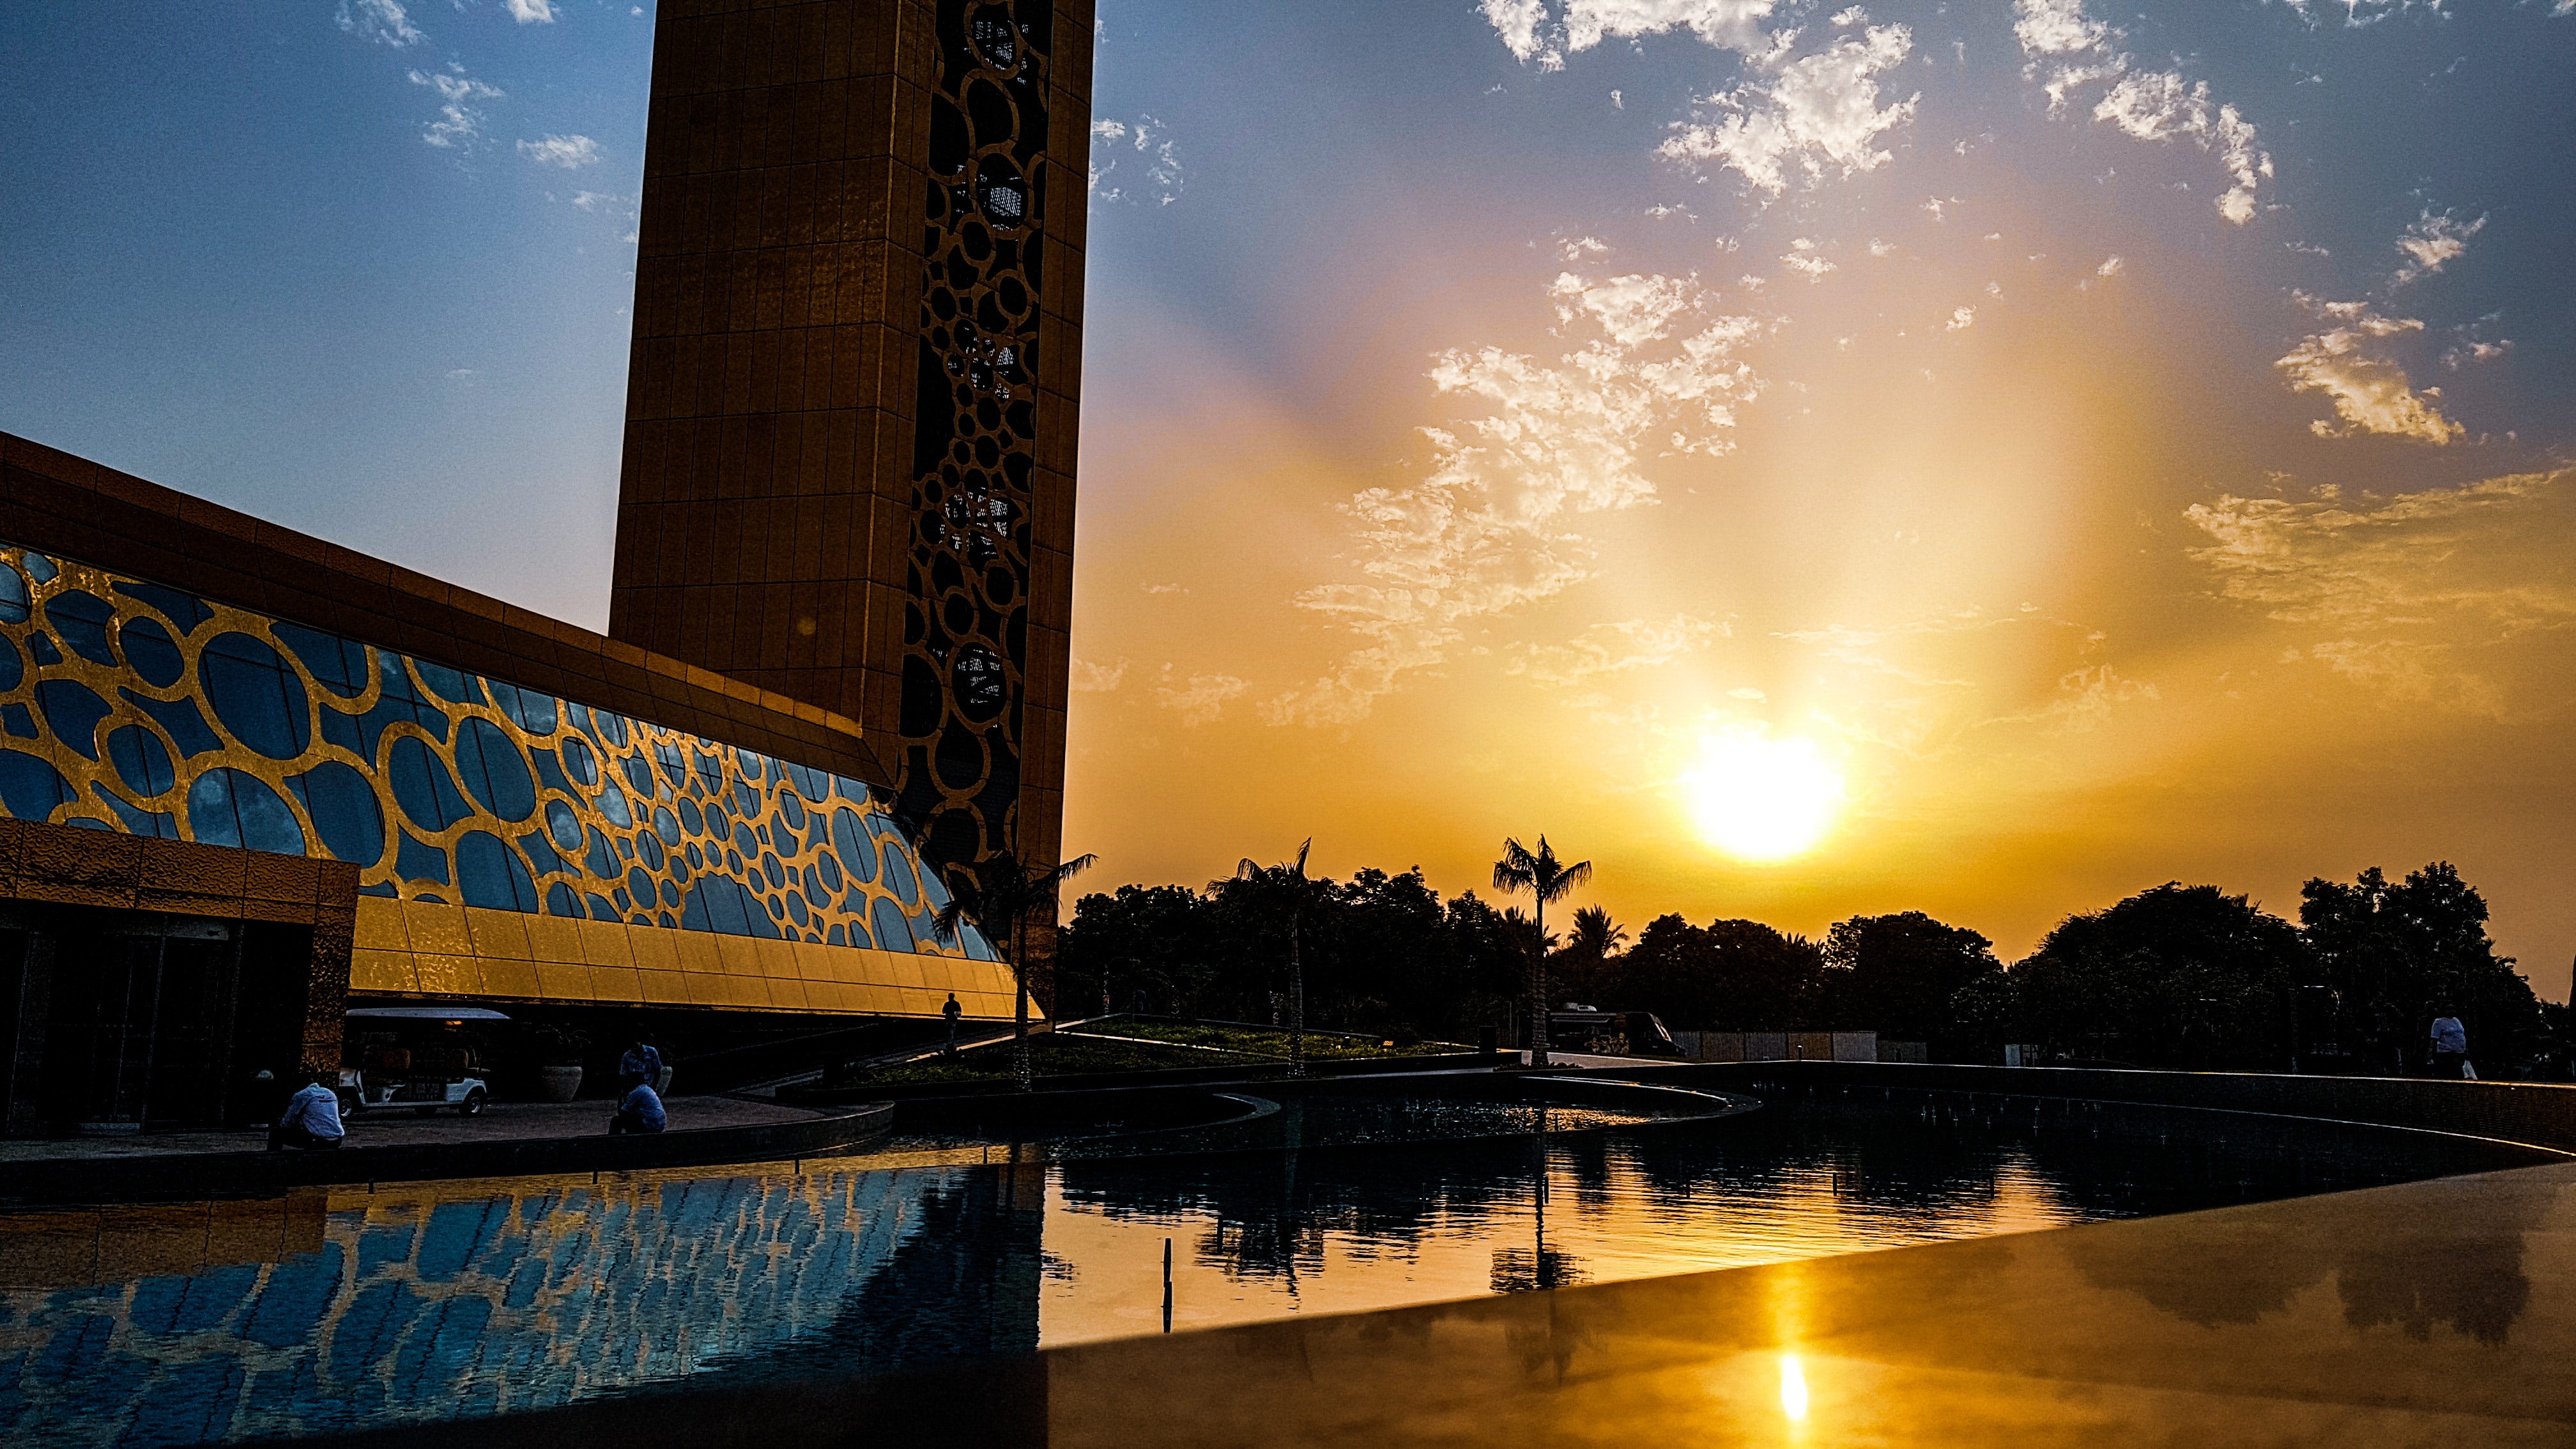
[338,1006,508,1116]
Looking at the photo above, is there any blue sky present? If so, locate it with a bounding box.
[7,0,2576,985]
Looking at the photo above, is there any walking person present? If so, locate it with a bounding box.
[942,992,963,1056]
[609,1075,666,1135]
[268,1072,347,1152]
[2429,1011,2469,1079]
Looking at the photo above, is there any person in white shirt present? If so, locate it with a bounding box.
[268,1073,348,1151]
[2429,1013,2469,1079]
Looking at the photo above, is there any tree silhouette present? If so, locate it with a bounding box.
[933,849,1099,1091]
[1233,838,1330,1075]
[1493,836,1591,1066]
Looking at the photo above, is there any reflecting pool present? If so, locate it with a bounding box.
[0,1091,2543,1445]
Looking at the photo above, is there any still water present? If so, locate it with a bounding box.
[0,1090,2538,1445]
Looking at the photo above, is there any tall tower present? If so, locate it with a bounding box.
[609,0,1087,911]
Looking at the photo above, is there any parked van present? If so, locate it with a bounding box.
[1545,1008,1683,1058]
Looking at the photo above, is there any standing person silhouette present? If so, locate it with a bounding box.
[2429,1011,2469,1079]
[942,992,963,1056]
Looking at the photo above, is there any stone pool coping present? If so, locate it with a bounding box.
[0,1101,894,1208]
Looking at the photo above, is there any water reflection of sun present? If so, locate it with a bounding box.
[1680,733,1846,862]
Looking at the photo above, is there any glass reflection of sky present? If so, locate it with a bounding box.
[0,1096,2533,1445]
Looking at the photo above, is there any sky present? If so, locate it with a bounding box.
[4,1,2573,995]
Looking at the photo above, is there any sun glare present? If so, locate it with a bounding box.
[1682,733,1846,862]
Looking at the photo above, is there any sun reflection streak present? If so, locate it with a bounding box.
[1780,1353,1809,1422]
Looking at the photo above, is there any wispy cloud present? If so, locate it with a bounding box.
[2275,294,2459,443]
[1070,657,1130,693]
[1484,0,1779,70]
[2391,208,2486,288]
[1508,615,1730,687]
[505,0,556,22]
[1263,266,1767,726]
[337,0,423,47]
[409,68,503,150]
[1090,117,1184,206]
[1156,671,1248,726]
[518,134,601,169]
[1660,22,1920,195]
[2011,0,2270,224]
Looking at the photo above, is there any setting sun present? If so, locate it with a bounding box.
[1682,734,1847,863]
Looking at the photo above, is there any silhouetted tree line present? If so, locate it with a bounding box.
[1057,858,2560,1078]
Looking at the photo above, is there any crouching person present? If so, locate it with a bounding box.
[610,1077,666,1135]
[269,1073,347,1152]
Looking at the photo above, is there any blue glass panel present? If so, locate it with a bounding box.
[0,751,73,820]
[272,623,370,698]
[611,886,631,912]
[0,634,18,692]
[516,828,567,878]
[733,776,762,817]
[565,701,594,737]
[200,632,310,760]
[583,825,618,879]
[187,769,306,855]
[882,843,919,906]
[659,878,680,907]
[546,881,581,917]
[732,822,758,858]
[387,736,474,831]
[564,735,602,787]
[531,745,574,798]
[348,650,450,755]
[316,705,364,762]
[0,566,27,624]
[118,690,226,757]
[286,762,386,868]
[544,800,581,852]
[815,848,842,894]
[691,750,725,797]
[676,797,702,836]
[89,782,178,838]
[801,862,827,908]
[650,805,679,847]
[360,880,399,898]
[486,680,556,735]
[683,841,702,870]
[593,711,629,747]
[827,923,846,946]
[395,831,450,885]
[760,851,785,889]
[410,659,484,707]
[111,581,211,633]
[117,617,184,687]
[829,808,877,884]
[20,554,55,583]
[633,828,664,871]
[724,848,742,873]
[595,779,633,830]
[106,725,176,797]
[625,866,654,903]
[617,834,632,859]
[678,873,783,939]
[785,892,810,927]
[34,680,113,761]
[45,591,116,665]
[586,893,619,921]
[781,760,827,802]
[26,633,59,666]
[454,717,536,822]
[456,831,538,912]
[870,896,916,951]
[776,788,808,832]
[737,749,766,782]
[3,703,36,739]
[621,754,653,799]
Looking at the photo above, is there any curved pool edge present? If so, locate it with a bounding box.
[0,1103,896,1209]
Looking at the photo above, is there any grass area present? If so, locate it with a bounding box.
[1064,1019,1472,1061]
[848,1031,1269,1087]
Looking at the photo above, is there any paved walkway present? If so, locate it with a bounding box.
[0,1095,820,1163]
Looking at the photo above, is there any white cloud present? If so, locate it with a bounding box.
[1946,305,1975,330]
[1782,238,1836,280]
[2442,338,2511,371]
[1090,116,1184,205]
[2011,0,2270,224]
[1141,581,1188,595]
[337,0,423,47]
[569,190,618,211]
[1486,0,1779,69]
[1264,268,1766,726]
[408,69,503,150]
[1659,24,1919,194]
[2275,294,2459,444]
[1069,657,1129,693]
[505,0,556,22]
[518,134,601,169]
[1156,672,1248,726]
[1508,615,1730,686]
[2391,208,2485,288]
[2097,255,2124,277]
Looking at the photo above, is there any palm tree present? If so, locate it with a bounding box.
[1235,838,1328,1077]
[1493,836,1591,1068]
[933,849,1099,1091]
[1567,905,1627,962]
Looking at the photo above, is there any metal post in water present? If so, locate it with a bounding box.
[1162,1236,1174,1333]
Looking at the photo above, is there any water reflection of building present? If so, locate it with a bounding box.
[1,0,1098,1133]
[0,1160,1051,1444]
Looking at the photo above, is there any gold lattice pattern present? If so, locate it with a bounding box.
[0,545,997,962]
[899,0,1055,882]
